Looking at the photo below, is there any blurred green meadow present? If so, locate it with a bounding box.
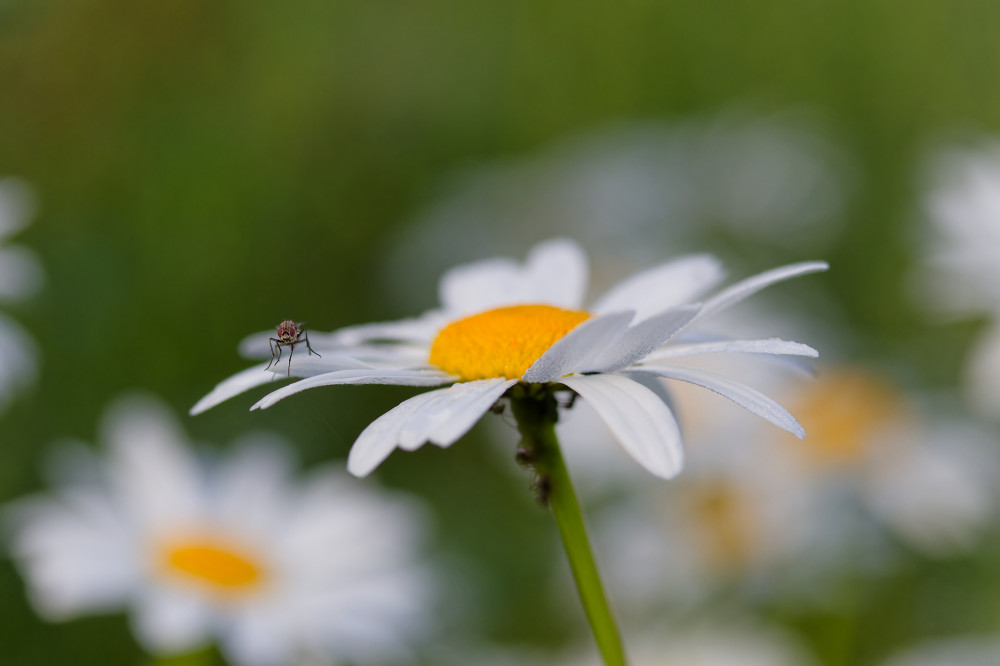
[2,1,1000,665]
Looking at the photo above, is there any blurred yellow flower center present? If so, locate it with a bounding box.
[689,482,759,573]
[430,305,590,381]
[161,538,263,592]
[791,367,905,467]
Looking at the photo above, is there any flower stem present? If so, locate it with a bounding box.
[509,385,627,666]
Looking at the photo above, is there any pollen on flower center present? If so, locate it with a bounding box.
[159,537,264,593]
[429,304,590,381]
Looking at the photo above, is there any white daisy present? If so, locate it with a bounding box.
[6,395,433,666]
[192,239,826,480]
[770,365,1000,558]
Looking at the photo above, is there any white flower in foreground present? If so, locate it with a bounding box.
[7,396,432,666]
[192,239,826,479]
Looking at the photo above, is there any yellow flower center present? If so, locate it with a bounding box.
[159,536,264,594]
[789,367,906,467]
[429,305,591,381]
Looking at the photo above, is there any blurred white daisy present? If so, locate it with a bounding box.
[383,114,850,311]
[556,622,816,666]
[192,239,826,480]
[563,361,999,613]
[880,635,1000,666]
[0,177,43,412]
[916,139,1000,418]
[6,395,433,666]
[770,365,999,558]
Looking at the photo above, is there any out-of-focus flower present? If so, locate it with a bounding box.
[7,396,432,666]
[193,239,826,481]
[916,139,1000,418]
[0,177,43,412]
[557,622,816,666]
[383,114,849,310]
[774,366,998,557]
[880,635,1000,666]
[584,362,999,612]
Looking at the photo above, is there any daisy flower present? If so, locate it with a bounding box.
[592,364,1000,614]
[192,239,826,480]
[6,395,432,666]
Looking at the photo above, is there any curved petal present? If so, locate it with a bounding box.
[634,363,806,438]
[346,390,446,477]
[644,337,819,362]
[695,261,828,322]
[191,354,388,415]
[250,369,457,411]
[404,378,518,449]
[190,363,284,415]
[522,311,634,383]
[584,305,701,373]
[560,374,684,479]
[591,254,725,322]
[325,313,450,347]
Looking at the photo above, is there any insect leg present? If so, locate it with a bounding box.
[303,332,321,357]
[287,340,295,376]
[266,338,280,370]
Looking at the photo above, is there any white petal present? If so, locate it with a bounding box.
[212,437,296,538]
[325,313,449,347]
[439,257,523,315]
[634,364,806,438]
[190,363,282,415]
[7,491,137,618]
[250,369,457,411]
[417,378,518,447]
[645,337,819,361]
[591,254,725,322]
[132,587,212,654]
[560,374,684,479]
[103,396,205,527]
[522,311,634,383]
[346,390,446,477]
[438,238,589,315]
[584,305,701,372]
[622,370,681,422]
[0,312,37,413]
[220,606,296,666]
[695,260,828,322]
[522,238,589,309]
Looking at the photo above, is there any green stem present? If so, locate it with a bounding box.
[509,385,627,666]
